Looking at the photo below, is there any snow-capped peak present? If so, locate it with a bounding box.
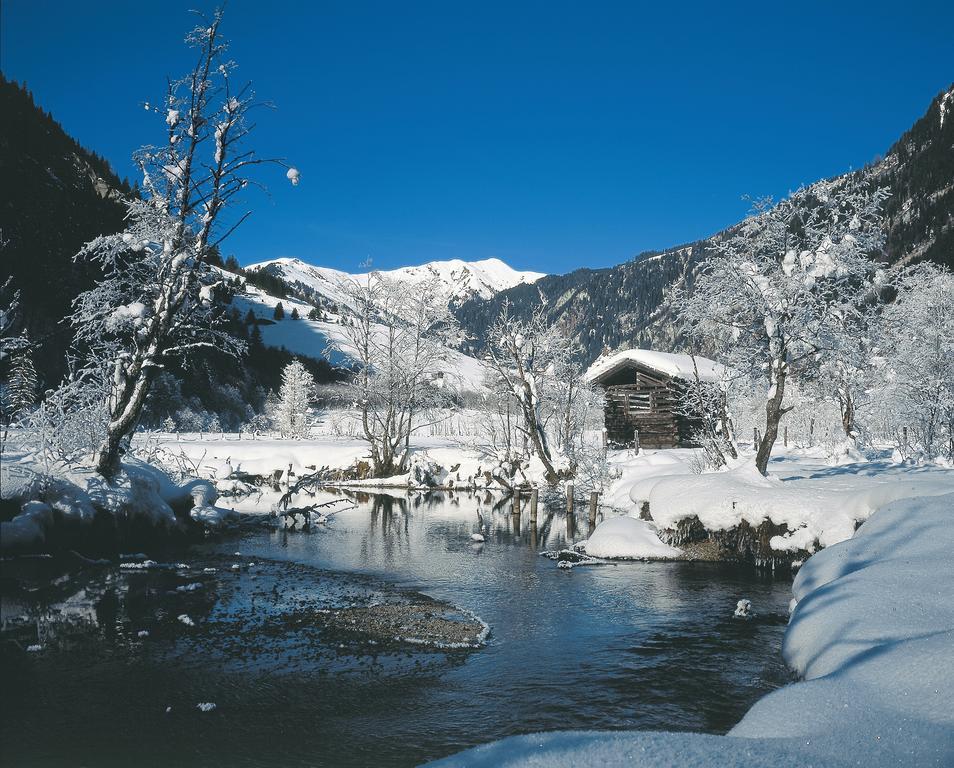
[245,256,545,308]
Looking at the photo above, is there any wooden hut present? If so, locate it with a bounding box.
[584,349,724,449]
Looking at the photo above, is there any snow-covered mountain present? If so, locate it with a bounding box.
[244,256,545,311]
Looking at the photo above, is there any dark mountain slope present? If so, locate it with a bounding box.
[0,74,132,385]
[456,84,954,364]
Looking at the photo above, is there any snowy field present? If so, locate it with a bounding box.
[430,490,954,767]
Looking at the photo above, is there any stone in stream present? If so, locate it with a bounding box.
[733,599,754,619]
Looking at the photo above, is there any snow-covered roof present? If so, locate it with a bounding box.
[584,349,725,385]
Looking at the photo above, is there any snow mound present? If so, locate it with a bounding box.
[582,516,682,560]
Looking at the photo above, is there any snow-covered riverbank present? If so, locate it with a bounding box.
[428,490,954,767]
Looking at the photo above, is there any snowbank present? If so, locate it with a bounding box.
[611,449,954,553]
[0,455,238,555]
[582,516,682,560]
[428,492,954,767]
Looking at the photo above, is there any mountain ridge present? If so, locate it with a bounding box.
[244,255,546,313]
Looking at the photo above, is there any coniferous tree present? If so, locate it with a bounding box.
[275,360,315,438]
[290,307,300,320]
[273,302,285,321]
[5,348,38,420]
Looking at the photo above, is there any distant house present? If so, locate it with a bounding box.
[584,349,724,449]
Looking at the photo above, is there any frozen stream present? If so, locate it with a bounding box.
[1,491,794,767]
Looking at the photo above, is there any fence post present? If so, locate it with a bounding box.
[530,488,538,524]
[633,428,640,455]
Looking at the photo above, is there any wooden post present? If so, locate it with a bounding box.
[529,488,539,523]
[513,490,521,516]
[633,428,640,455]
[589,491,598,527]
[566,483,574,515]
[784,425,788,447]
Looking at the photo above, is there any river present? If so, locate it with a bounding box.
[1,490,793,767]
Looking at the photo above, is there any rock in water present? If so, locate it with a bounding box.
[734,599,754,619]
[470,533,485,542]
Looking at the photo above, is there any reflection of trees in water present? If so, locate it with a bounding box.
[360,495,411,566]
[353,490,587,554]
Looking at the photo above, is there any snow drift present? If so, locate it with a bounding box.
[582,516,681,560]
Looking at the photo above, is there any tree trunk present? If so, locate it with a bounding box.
[840,392,856,440]
[95,370,153,477]
[755,361,787,476]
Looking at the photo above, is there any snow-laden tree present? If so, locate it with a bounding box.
[483,300,580,484]
[875,262,954,460]
[5,348,38,421]
[333,272,459,476]
[70,9,289,476]
[672,181,887,474]
[275,360,316,439]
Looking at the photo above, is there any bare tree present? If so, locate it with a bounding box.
[70,9,290,476]
[333,272,458,476]
[483,300,577,484]
[676,357,737,470]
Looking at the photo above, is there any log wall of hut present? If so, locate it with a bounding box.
[595,363,700,449]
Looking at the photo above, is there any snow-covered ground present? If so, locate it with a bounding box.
[428,490,954,767]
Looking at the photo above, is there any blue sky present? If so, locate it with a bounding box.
[3,1,952,274]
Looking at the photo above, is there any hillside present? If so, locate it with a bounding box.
[454,84,954,364]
